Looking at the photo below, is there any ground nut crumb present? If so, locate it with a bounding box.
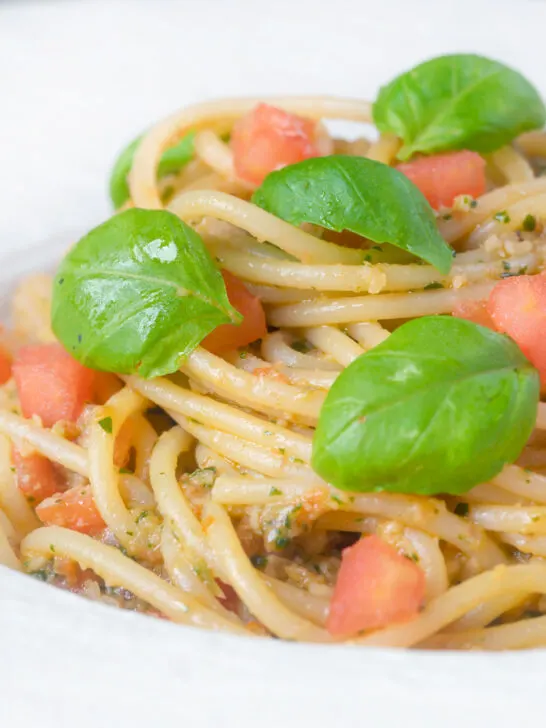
[452,274,468,289]
[452,195,476,212]
[368,270,387,294]
[505,239,533,256]
[484,234,503,253]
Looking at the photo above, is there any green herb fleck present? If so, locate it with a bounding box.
[442,214,452,221]
[454,502,469,517]
[239,351,247,359]
[98,416,113,434]
[331,494,343,505]
[269,486,283,496]
[250,554,268,569]
[135,510,149,524]
[470,199,478,209]
[119,467,133,474]
[30,570,48,581]
[49,544,56,553]
[424,281,444,290]
[291,340,311,354]
[523,214,537,232]
[494,210,511,224]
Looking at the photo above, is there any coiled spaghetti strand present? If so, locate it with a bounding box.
[203,500,331,641]
[356,563,546,647]
[21,526,247,633]
[88,389,155,558]
[123,374,313,462]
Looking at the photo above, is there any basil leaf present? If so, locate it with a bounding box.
[51,208,240,378]
[373,54,546,160]
[109,131,195,209]
[252,155,452,274]
[312,316,539,495]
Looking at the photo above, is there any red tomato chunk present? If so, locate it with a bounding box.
[13,343,95,427]
[488,273,546,388]
[36,485,105,535]
[202,271,267,354]
[12,448,61,504]
[397,150,486,210]
[452,299,495,330]
[231,103,319,186]
[0,345,12,385]
[327,534,425,636]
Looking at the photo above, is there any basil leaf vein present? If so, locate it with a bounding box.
[252,155,453,274]
[51,208,240,378]
[312,316,539,496]
[109,131,195,209]
[373,54,546,160]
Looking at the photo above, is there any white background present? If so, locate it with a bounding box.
[2,0,546,251]
[2,1,546,726]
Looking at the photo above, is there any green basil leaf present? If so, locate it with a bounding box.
[252,155,453,274]
[109,131,195,209]
[51,208,240,378]
[312,316,539,495]
[373,54,546,160]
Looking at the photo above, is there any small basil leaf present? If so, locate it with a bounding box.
[51,208,240,378]
[373,54,546,160]
[252,155,452,274]
[109,131,195,209]
[312,316,539,495]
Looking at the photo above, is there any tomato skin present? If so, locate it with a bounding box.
[488,274,546,388]
[12,448,61,504]
[231,103,319,186]
[36,485,105,535]
[326,534,425,636]
[397,150,486,210]
[452,300,495,330]
[201,271,267,354]
[0,346,12,385]
[13,343,95,428]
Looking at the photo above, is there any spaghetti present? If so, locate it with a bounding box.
[4,53,546,650]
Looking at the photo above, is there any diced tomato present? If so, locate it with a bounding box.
[397,150,486,210]
[13,343,95,427]
[36,485,105,535]
[12,448,61,504]
[0,345,12,385]
[488,274,546,388]
[201,271,267,354]
[452,299,495,330]
[326,534,425,636]
[231,103,319,185]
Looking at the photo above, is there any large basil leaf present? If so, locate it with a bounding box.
[252,155,453,274]
[373,54,546,160]
[109,131,195,208]
[51,209,240,378]
[312,316,539,495]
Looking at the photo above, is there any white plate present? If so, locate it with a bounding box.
[3,0,546,725]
